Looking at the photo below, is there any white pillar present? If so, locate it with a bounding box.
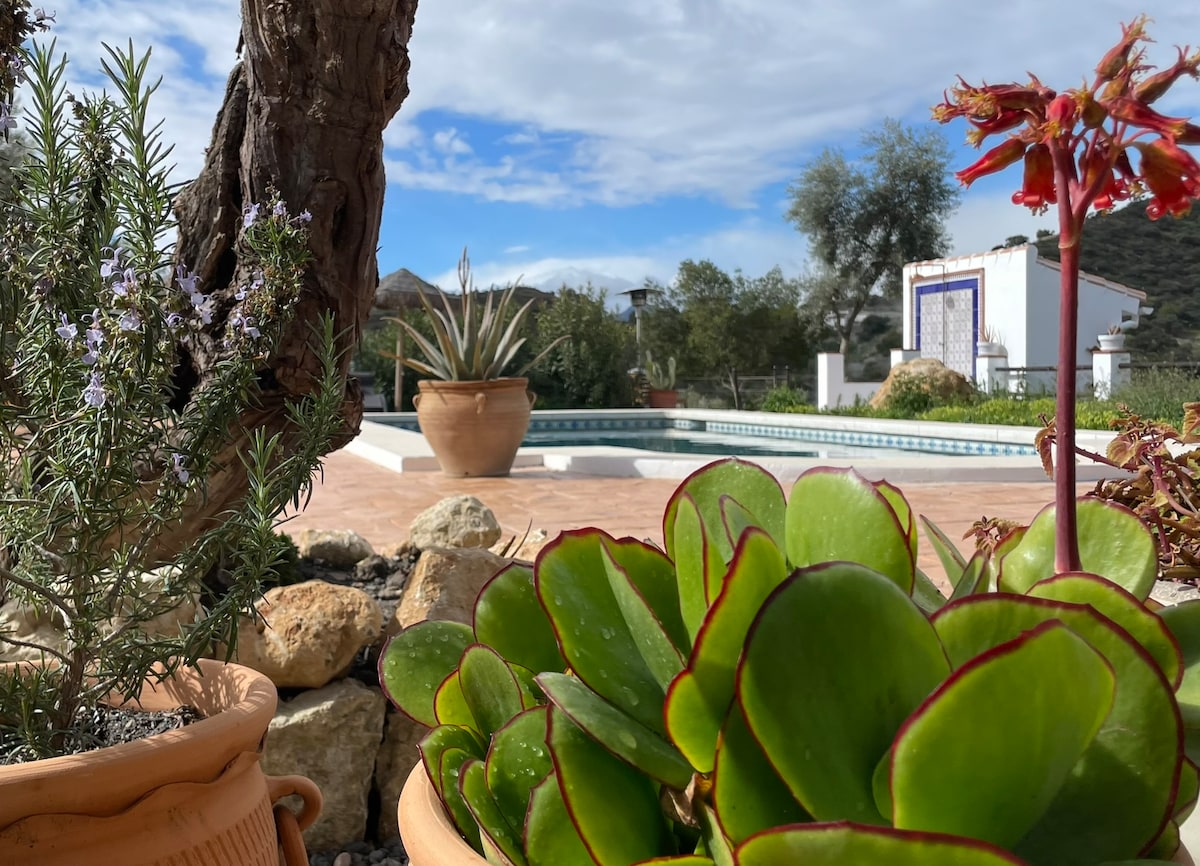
[890,348,920,368]
[1093,349,1131,399]
[974,344,1009,395]
[817,353,844,410]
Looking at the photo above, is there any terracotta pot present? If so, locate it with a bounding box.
[413,378,535,477]
[647,388,679,409]
[397,762,1196,865]
[0,659,321,865]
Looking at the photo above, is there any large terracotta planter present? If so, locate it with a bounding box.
[0,659,321,865]
[414,377,535,477]
[397,762,1196,865]
[647,388,679,409]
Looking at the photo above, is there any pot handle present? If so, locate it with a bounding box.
[526,389,537,407]
[412,393,422,409]
[475,392,487,414]
[267,773,323,865]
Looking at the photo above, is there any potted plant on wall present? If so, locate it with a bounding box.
[377,16,1200,866]
[1099,324,1129,352]
[0,15,331,863]
[389,250,568,477]
[644,350,679,408]
[977,324,1006,356]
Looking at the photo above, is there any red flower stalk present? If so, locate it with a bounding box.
[1012,144,1057,210]
[955,138,1027,186]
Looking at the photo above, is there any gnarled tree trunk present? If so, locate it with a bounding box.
[156,0,419,559]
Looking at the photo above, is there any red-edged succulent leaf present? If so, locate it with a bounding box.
[437,747,483,851]
[538,671,693,789]
[889,621,1115,849]
[1159,600,1200,741]
[785,468,915,594]
[418,723,487,799]
[949,551,989,601]
[434,670,477,729]
[599,538,686,690]
[663,458,786,565]
[524,772,594,866]
[475,562,566,675]
[460,643,528,736]
[736,563,950,823]
[665,528,789,773]
[920,514,968,582]
[1027,572,1182,688]
[548,708,671,865]
[378,620,474,726]
[602,535,691,652]
[486,706,553,834]
[536,529,667,734]
[459,757,529,866]
[875,479,918,565]
[671,493,722,644]
[733,822,1029,865]
[997,498,1157,599]
[932,594,1182,864]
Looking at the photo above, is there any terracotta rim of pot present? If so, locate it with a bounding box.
[398,762,486,866]
[0,658,290,828]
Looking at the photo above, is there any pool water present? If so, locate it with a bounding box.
[520,429,921,459]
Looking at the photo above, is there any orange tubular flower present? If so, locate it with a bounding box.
[1096,15,1148,80]
[956,138,1028,187]
[1135,139,1200,219]
[1179,123,1200,145]
[1104,97,1190,137]
[1080,146,1129,210]
[1134,48,1200,104]
[1012,144,1057,210]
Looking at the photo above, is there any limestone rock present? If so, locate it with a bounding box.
[378,540,417,561]
[374,710,429,839]
[234,580,382,688]
[409,495,501,550]
[392,547,507,631]
[869,357,974,410]
[0,600,67,663]
[1152,580,1200,607]
[107,568,200,640]
[262,678,387,851]
[490,527,551,563]
[291,528,375,568]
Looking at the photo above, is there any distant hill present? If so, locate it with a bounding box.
[1034,202,1200,360]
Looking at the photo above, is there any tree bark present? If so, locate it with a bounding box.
[155,0,419,559]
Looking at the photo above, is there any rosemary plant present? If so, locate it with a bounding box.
[0,11,345,759]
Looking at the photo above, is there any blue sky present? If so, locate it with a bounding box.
[35,1,1200,296]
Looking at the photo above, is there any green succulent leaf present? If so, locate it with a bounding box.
[548,707,672,866]
[889,621,1115,849]
[1141,818,1183,863]
[733,822,1029,866]
[737,563,950,823]
[911,568,948,613]
[920,514,968,583]
[459,757,529,866]
[536,530,667,733]
[437,747,483,851]
[664,527,789,773]
[538,671,693,789]
[460,644,528,736]
[875,479,919,564]
[475,562,567,675]
[418,724,487,799]
[633,858,715,865]
[525,772,595,866]
[711,701,810,846]
[785,468,915,594]
[486,707,554,834]
[600,538,687,688]
[378,620,474,726]
[433,670,478,729]
[1176,757,1200,824]
[949,551,989,602]
[663,458,787,566]
[671,493,722,644]
[1026,572,1182,687]
[997,499,1157,599]
[932,595,1181,865]
[1159,600,1200,742]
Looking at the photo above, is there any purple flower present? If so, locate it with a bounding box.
[194,296,215,325]
[33,8,55,26]
[171,453,190,484]
[272,201,287,217]
[82,371,106,408]
[234,285,247,301]
[166,312,184,330]
[243,202,260,228]
[118,311,141,332]
[298,210,312,223]
[111,267,137,298]
[55,313,77,341]
[99,248,121,279]
[175,264,199,295]
[82,323,104,365]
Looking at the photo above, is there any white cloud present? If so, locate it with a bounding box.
[503,244,531,254]
[947,192,1058,258]
[431,127,473,155]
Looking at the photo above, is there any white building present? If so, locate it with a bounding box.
[902,244,1148,393]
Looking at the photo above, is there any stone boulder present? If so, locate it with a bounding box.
[374,711,429,839]
[291,529,375,568]
[869,357,974,410]
[0,600,67,663]
[409,495,501,550]
[391,547,508,632]
[233,580,382,689]
[262,678,387,851]
[490,527,551,563]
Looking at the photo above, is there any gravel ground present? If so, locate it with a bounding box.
[309,838,408,866]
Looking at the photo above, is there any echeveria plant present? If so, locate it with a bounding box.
[0,10,343,758]
[382,458,1200,865]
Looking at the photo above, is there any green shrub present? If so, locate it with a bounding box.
[759,385,809,413]
[1111,367,1197,428]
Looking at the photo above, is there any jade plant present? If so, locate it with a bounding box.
[382,457,1200,865]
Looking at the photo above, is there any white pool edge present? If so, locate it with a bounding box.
[346,410,1126,485]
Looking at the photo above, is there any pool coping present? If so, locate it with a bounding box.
[348,409,1127,485]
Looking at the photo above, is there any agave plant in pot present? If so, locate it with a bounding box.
[644,351,678,409]
[0,14,342,864]
[375,15,1200,866]
[389,250,568,477]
